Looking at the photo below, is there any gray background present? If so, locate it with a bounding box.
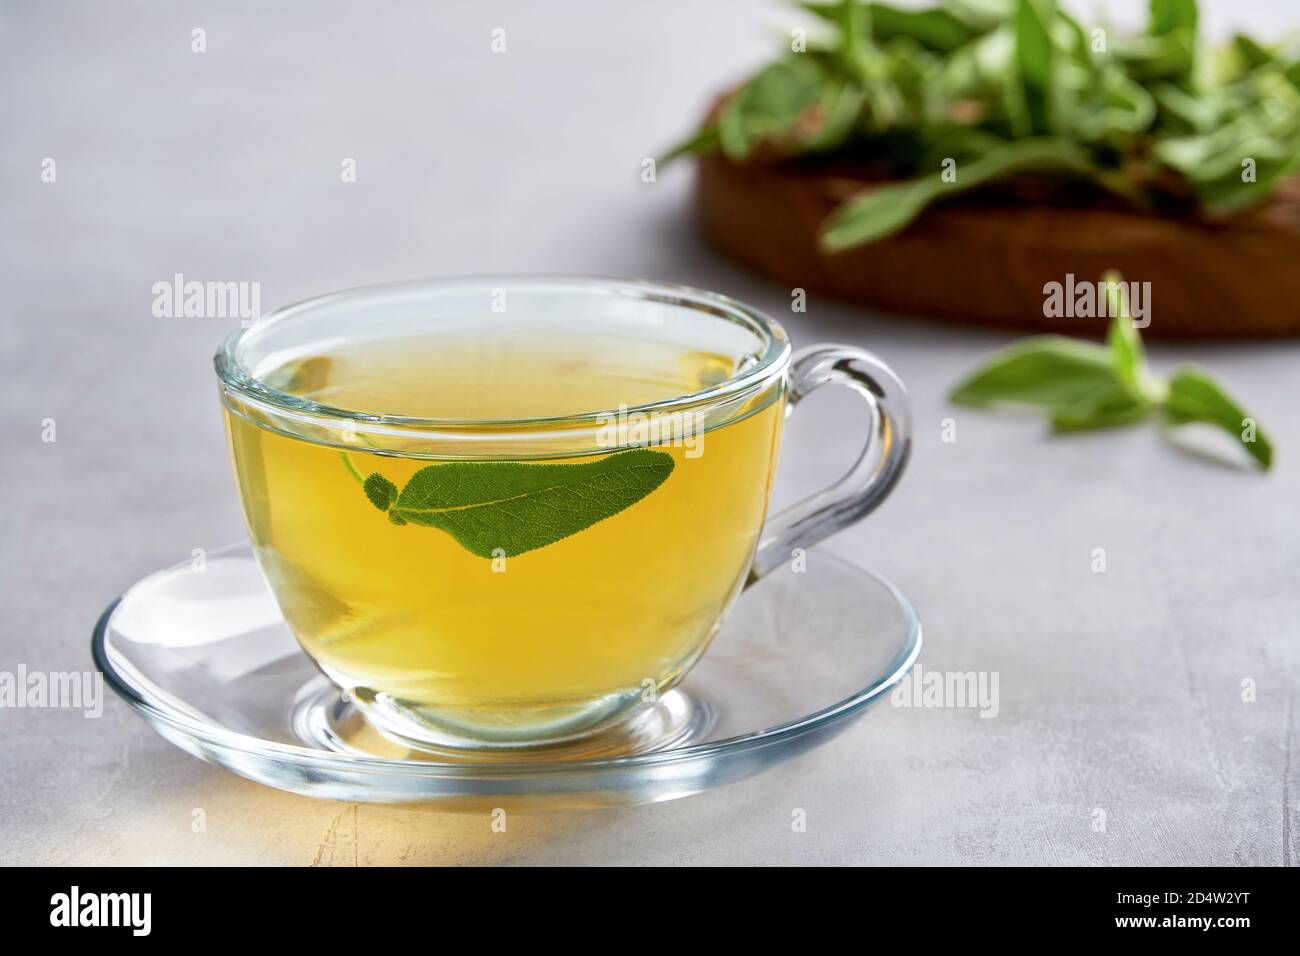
[2,0,1297,865]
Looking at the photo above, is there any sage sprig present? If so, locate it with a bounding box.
[664,0,1300,249]
[949,275,1273,468]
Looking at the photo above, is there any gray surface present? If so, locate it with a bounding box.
[2,0,1297,866]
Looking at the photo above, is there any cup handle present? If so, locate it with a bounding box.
[747,344,912,584]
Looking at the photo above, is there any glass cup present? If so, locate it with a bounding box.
[215,277,910,753]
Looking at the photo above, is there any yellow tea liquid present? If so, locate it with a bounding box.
[225,327,784,743]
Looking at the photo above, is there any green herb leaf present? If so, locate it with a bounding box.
[801,2,976,52]
[661,0,1300,251]
[361,449,675,558]
[658,124,722,166]
[819,177,936,249]
[820,137,1092,249]
[1163,366,1274,468]
[949,271,1274,467]
[948,335,1148,431]
[1231,33,1274,72]
[1100,271,1155,399]
[835,0,868,79]
[869,3,976,52]
[363,473,399,512]
[941,0,1014,33]
[1149,0,1199,40]
[1049,390,1151,431]
[1013,0,1056,134]
[718,57,845,160]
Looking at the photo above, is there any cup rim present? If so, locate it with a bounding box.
[214,275,791,431]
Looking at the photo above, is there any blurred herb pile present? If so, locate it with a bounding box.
[666,0,1300,250]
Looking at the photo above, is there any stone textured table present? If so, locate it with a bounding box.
[2,0,1296,865]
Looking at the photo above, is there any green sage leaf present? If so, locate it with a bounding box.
[363,473,399,512]
[1049,390,1151,431]
[1102,272,1149,396]
[1014,0,1056,134]
[374,448,676,558]
[658,124,722,167]
[802,2,976,53]
[820,138,1092,249]
[718,57,845,160]
[949,272,1274,466]
[948,336,1128,410]
[1163,367,1273,468]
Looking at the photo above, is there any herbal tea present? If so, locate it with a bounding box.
[225,327,785,743]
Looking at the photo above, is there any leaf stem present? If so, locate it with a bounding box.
[340,452,366,486]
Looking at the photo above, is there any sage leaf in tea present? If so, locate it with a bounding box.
[355,448,676,558]
[363,473,398,511]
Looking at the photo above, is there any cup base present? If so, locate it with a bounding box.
[95,541,921,809]
[291,680,716,762]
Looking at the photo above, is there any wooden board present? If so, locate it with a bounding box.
[696,152,1300,337]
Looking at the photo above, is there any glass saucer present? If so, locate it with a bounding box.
[92,542,921,811]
